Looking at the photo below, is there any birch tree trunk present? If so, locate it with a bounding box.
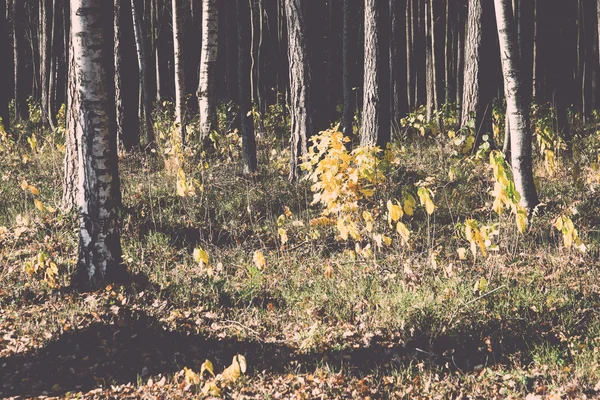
[237,0,257,174]
[361,0,390,148]
[284,0,313,182]
[197,0,218,141]
[0,0,9,130]
[62,27,78,211]
[494,0,539,212]
[70,0,124,287]
[172,0,187,143]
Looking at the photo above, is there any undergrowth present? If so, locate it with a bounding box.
[0,101,599,398]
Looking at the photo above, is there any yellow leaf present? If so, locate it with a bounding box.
[184,367,201,386]
[222,355,246,383]
[337,218,349,241]
[34,199,44,212]
[396,222,410,244]
[382,235,392,246]
[360,188,375,197]
[387,200,403,225]
[417,187,436,215]
[277,214,286,226]
[278,228,288,245]
[403,194,416,216]
[253,250,266,270]
[324,264,334,278]
[200,359,215,377]
[515,209,527,234]
[193,247,209,265]
[457,247,467,260]
[202,381,221,396]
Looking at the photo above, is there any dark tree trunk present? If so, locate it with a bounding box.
[361,0,390,148]
[284,0,313,181]
[132,0,155,146]
[390,0,408,133]
[12,0,28,121]
[0,0,10,130]
[40,0,52,125]
[406,0,414,109]
[237,0,257,174]
[342,0,356,137]
[461,0,484,128]
[115,0,140,151]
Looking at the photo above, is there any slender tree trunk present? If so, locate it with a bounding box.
[237,0,257,174]
[47,0,61,128]
[197,0,218,141]
[115,0,140,151]
[172,0,187,143]
[362,0,390,148]
[12,0,27,121]
[70,0,124,287]
[0,0,9,130]
[425,0,436,120]
[461,0,483,129]
[284,0,313,181]
[63,31,78,211]
[444,0,452,104]
[456,0,465,110]
[39,0,52,125]
[390,0,407,132]
[342,0,355,137]
[494,0,539,212]
[406,0,414,110]
[131,0,155,146]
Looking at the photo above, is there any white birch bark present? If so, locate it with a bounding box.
[70,0,123,286]
[494,0,539,212]
[172,0,187,143]
[197,0,218,140]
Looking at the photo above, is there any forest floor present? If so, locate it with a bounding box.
[1,107,600,399]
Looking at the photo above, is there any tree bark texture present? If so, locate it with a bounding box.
[284,0,313,181]
[361,0,390,148]
[0,0,10,130]
[70,0,123,287]
[40,0,52,125]
[172,0,187,143]
[342,0,355,137]
[115,0,140,151]
[198,0,218,140]
[12,0,28,121]
[494,0,539,211]
[390,0,407,132]
[237,0,257,174]
[131,0,154,146]
[461,0,483,129]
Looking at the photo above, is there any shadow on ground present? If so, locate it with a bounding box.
[0,293,591,398]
